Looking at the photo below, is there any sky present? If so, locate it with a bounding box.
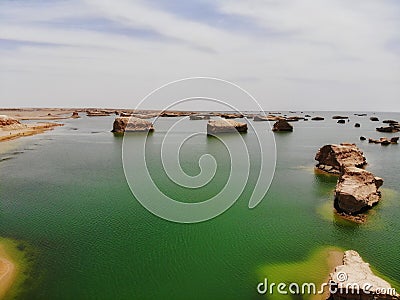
[0,0,399,111]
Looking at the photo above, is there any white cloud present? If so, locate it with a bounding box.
[0,0,399,110]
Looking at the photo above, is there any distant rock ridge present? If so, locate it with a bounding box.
[253,115,283,121]
[328,250,399,300]
[189,114,210,120]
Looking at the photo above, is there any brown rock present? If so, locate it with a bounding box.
[131,114,154,119]
[315,143,367,174]
[272,119,293,132]
[334,167,383,214]
[253,115,283,121]
[376,126,400,133]
[87,111,110,117]
[328,250,399,300]
[368,137,399,145]
[0,115,23,128]
[71,111,80,118]
[286,116,305,122]
[111,117,154,133]
[219,113,244,119]
[207,119,247,134]
[160,111,192,117]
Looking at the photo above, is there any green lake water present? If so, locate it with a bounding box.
[0,112,399,299]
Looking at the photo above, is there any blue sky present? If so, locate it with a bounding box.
[0,0,399,111]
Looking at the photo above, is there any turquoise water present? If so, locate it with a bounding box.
[0,112,399,299]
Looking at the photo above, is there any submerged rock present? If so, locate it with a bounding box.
[311,116,325,121]
[337,119,346,124]
[111,117,154,133]
[332,116,349,120]
[370,116,379,122]
[334,167,383,215]
[354,123,361,128]
[272,119,293,132]
[360,136,366,141]
[207,119,247,134]
[315,143,367,174]
[328,250,399,300]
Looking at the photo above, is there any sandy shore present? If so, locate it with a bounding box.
[0,108,70,143]
[0,122,63,142]
[0,108,77,120]
[0,242,17,299]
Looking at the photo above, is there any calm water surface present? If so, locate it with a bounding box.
[0,112,399,299]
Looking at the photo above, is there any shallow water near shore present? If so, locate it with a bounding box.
[0,112,399,299]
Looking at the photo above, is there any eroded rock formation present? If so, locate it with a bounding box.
[272,119,293,132]
[328,250,399,300]
[253,115,283,121]
[111,117,154,133]
[368,137,399,145]
[334,167,383,215]
[87,111,111,117]
[207,119,247,134]
[315,143,367,174]
[0,115,24,129]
